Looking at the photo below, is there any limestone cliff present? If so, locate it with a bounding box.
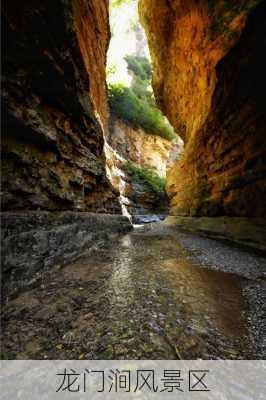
[105,142,169,216]
[106,116,183,215]
[1,0,120,213]
[140,0,266,217]
[108,117,179,178]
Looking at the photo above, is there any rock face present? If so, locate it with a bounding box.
[163,216,266,252]
[106,116,183,216]
[140,0,266,217]
[108,116,177,177]
[2,0,120,213]
[105,142,168,217]
[1,212,132,301]
[122,177,168,216]
[106,117,184,216]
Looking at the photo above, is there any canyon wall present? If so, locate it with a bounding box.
[1,1,134,298]
[108,116,179,177]
[140,0,266,218]
[2,0,120,213]
[106,117,181,216]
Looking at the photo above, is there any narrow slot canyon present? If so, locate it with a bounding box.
[1,0,266,361]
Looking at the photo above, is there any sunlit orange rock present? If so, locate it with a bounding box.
[140,0,266,217]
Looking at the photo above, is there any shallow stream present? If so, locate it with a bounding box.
[2,226,264,359]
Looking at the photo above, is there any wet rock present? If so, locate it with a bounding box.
[165,216,266,252]
[1,211,132,301]
[1,227,263,360]
[132,214,166,224]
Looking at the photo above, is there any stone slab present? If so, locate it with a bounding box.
[163,216,266,252]
[1,212,132,300]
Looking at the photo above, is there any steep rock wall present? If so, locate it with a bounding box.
[105,140,169,217]
[140,0,266,217]
[1,0,120,213]
[108,117,177,177]
[106,117,184,216]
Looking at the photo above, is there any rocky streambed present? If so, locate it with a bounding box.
[1,222,265,360]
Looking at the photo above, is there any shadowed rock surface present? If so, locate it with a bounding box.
[1,212,132,301]
[163,216,266,252]
[2,0,120,213]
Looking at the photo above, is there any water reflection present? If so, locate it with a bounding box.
[160,258,245,337]
[1,231,254,360]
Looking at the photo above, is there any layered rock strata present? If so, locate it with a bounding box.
[106,117,184,216]
[1,212,132,301]
[2,0,120,213]
[108,117,179,177]
[140,0,266,218]
[105,143,168,217]
[1,1,134,293]
[163,216,266,252]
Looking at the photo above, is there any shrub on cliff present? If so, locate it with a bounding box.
[108,83,175,141]
[125,161,166,195]
[124,55,152,82]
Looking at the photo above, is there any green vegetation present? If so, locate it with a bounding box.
[124,55,152,82]
[108,55,176,141]
[108,83,175,140]
[125,161,166,195]
[112,0,131,8]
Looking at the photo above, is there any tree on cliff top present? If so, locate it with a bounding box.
[112,0,134,8]
[108,55,176,141]
[125,55,152,82]
[108,83,175,141]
